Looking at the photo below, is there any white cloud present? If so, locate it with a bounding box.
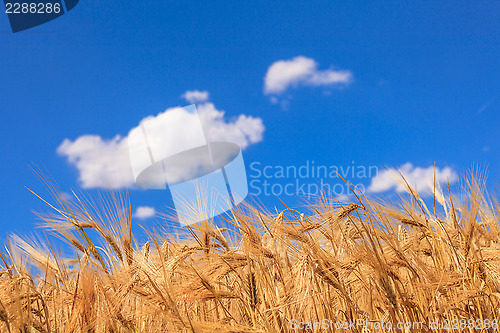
[57,135,133,189]
[57,99,264,189]
[181,90,210,103]
[264,56,353,95]
[367,163,458,195]
[133,206,156,219]
[335,193,350,202]
[197,102,264,148]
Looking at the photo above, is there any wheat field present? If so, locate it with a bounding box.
[1,173,500,332]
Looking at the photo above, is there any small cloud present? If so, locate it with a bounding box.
[181,90,210,103]
[58,97,264,189]
[367,163,458,196]
[482,146,490,153]
[58,191,73,203]
[264,56,353,95]
[133,206,156,219]
[57,135,133,189]
[280,99,290,111]
[335,193,350,202]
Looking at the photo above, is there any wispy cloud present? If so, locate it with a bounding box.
[181,90,210,104]
[133,206,156,219]
[477,98,495,114]
[264,56,353,95]
[368,163,458,196]
[58,97,264,189]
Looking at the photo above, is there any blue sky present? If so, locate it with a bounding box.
[1,1,499,241]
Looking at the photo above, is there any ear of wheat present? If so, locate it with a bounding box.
[0,172,499,332]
